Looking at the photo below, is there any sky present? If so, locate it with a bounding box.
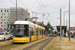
[0,0,75,27]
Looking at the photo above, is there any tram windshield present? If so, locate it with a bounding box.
[13,25,29,37]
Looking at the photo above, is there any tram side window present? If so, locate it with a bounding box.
[32,28,34,35]
[40,30,41,35]
[30,27,34,35]
[36,29,38,35]
[30,27,32,35]
[24,25,29,36]
[44,31,45,35]
[42,30,43,35]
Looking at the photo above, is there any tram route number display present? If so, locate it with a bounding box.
[16,25,24,27]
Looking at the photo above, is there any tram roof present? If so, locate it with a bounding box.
[14,21,45,29]
[34,24,39,27]
[14,21,34,25]
[34,24,45,29]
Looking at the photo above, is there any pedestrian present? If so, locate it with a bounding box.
[66,32,68,37]
[62,34,63,36]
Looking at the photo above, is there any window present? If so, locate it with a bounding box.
[44,31,45,35]
[1,16,2,18]
[4,13,5,15]
[1,25,3,27]
[14,25,29,36]
[36,29,38,35]
[4,19,5,21]
[1,22,2,24]
[5,33,9,35]
[1,10,2,12]
[7,10,9,12]
[30,27,34,35]
[7,22,8,24]
[40,30,41,35]
[2,13,3,15]
[7,16,8,18]
[42,30,43,35]
[0,33,4,35]
[5,10,6,12]
[8,13,9,15]
[4,25,5,27]
[8,19,9,21]
[4,22,6,24]
[1,19,3,21]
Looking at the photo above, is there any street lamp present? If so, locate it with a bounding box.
[63,11,68,37]
[63,11,68,26]
[57,9,62,39]
[69,0,70,41]
[60,9,62,39]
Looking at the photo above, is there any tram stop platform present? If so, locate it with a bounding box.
[44,37,75,50]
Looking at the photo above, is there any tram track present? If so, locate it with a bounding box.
[0,38,46,50]
[0,37,51,50]
[23,37,54,50]
[39,37,54,50]
[0,44,13,48]
[0,43,26,50]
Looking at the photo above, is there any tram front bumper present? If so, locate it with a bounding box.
[13,37,30,43]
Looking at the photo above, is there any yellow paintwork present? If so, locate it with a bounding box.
[31,35,35,41]
[13,24,45,43]
[13,37,30,43]
[29,24,34,27]
[52,34,56,36]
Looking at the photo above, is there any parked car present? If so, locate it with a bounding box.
[10,33,13,39]
[0,32,10,40]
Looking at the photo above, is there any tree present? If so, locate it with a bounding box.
[38,23,44,26]
[10,28,14,33]
[38,21,44,26]
[47,21,54,34]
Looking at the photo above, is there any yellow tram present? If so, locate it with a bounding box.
[13,21,45,43]
[52,30,57,37]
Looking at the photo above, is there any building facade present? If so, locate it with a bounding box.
[70,27,75,33]
[0,8,33,30]
[0,9,10,30]
[9,7,32,24]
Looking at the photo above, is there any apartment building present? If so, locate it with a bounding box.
[0,8,32,30]
[0,9,10,30]
[9,7,32,24]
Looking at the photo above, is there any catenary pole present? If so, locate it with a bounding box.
[60,9,62,39]
[69,0,70,41]
[16,0,17,21]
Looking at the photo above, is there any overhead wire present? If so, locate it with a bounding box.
[10,0,19,7]
[36,0,44,13]
[10,0,35,12]
[19,0,34,12]
[40,0,48,13]
[40,0,50,22]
